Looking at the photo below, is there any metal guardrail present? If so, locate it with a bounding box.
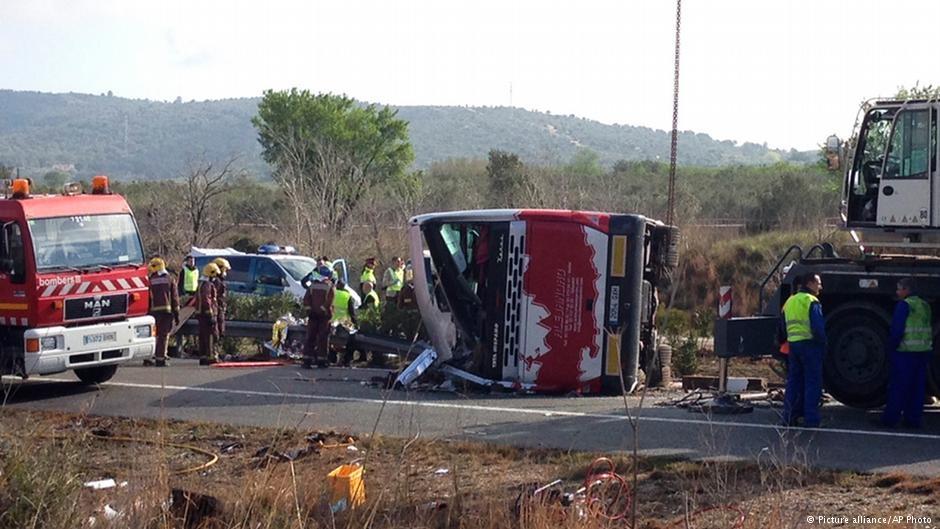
[176,319,424,358]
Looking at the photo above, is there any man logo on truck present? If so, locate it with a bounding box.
[84,297,111,318]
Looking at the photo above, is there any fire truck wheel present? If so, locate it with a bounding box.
[74,365,119,385]
[823,309,889,409]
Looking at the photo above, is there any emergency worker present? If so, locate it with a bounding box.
[360,257,377,289]
[396,261,418,309]
[146,257,179,367]
[331,279,358,365]
[882,278,933,428]
[197,263,220,365]
[361,281,380,311]
[780,273,826,428]
[382,256,405,302]
[212,257,231,338]
[178,255,199,299]
[303,265,335,369]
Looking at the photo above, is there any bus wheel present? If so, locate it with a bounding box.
[75,365,118,385]
[824,310,889,409]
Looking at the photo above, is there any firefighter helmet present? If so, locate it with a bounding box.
[212,257,231,271]
[148,257,166,274]
[203,262,221,278]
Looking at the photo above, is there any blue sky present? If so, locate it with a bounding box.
[1,0,938,150]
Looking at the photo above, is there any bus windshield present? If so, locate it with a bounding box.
[423,222,487,345]
[28,214,145,271]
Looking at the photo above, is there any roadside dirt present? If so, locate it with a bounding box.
[0,409,936,528]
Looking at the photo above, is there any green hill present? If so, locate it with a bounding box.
[0,90,815,179]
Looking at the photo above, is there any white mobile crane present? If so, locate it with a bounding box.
[720,98,940,408]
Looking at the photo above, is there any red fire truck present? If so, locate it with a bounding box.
[408,209,678,394]
[0,177,155,384]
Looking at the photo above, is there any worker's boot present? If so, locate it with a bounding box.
[155,358,168,368]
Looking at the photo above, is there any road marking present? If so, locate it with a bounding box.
[39,377,940,441]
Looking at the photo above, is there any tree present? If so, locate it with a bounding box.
[896,82,940,100]
[183,155,245,246]
[487,150,539,208]
[42,170,68,192]
[566,148,603,178]
[252,90,414,248]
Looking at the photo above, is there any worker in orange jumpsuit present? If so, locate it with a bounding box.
[146,257,179,367]
[303,265,335,369]
[197,263,220,365]
[212,257,231,338]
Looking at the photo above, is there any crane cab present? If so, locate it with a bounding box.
[843,99,940,247]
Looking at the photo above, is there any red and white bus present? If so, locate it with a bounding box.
[409,209,678,394]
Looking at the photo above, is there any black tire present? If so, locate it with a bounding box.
[928,329,940,397]
[823,310,889,409]
[74,364,118,385]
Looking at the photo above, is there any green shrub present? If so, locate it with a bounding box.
[225,293,302,321]
[672,338,699,377]
[359,303,426,341]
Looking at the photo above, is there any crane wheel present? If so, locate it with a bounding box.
[823,309,889,409]
[928,332,940,398]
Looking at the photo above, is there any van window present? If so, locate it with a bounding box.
[227,257,251,284]
[254,258,286,286]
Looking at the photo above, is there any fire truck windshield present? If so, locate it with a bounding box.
[28,213,145,271]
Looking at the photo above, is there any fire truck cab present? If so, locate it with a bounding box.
[0,178,155,384]
[409,209,678,394]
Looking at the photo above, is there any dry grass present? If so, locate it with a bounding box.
[0,409,936,529]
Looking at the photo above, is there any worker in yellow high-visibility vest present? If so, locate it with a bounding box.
[331,279,358,366]
[881,278,933,428]
[780,273,826,428]
[382,256,405,302]
[360,257,377,290]
[177,255,199,298]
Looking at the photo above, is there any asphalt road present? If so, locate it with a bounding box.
[3,361,940,476]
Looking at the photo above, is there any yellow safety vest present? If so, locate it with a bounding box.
[364,289,380,309]
[783,292,819,343]
[360,267,376,285]
[387,268,404,294]
[182,267,199,294]
[333,288,352,324]
[899,295,933,352]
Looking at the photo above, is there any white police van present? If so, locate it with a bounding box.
[190,245,359,306]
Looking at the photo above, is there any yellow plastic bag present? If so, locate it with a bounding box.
[327,463,365,513]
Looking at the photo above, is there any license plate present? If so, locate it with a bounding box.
[83,332,116,345]
[608,285,620,325]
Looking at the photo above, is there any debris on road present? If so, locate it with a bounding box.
[171,489,222,529]
[83,478,121,490]
[327,463,366,513]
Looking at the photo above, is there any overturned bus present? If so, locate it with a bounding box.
[407,209,679,394]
